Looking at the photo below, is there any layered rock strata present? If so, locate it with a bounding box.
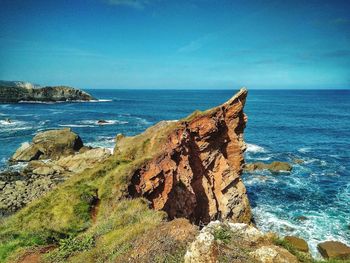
[122,88,251,224]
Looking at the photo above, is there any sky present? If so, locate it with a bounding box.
[0,0,350,89]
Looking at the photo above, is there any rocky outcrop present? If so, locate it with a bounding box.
[1,130,111,216]
[244,161,292,173]
[120,88,251,224]
[0,80,94,103]
[184,221,298,263]
[11,128,84,161]
[317,241,350,260]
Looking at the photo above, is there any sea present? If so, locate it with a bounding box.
[0,89,349,257]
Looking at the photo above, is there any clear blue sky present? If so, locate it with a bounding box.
[0,0,349,89]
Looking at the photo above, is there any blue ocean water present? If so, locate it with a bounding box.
[0,89,349,256]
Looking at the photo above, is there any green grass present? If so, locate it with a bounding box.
[0,127,170,262]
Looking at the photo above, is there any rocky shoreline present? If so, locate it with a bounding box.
[0,80,95,103]
[0,89,349,262]
[0,128,111,216]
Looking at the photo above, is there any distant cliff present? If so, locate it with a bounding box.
[0,81,95,103]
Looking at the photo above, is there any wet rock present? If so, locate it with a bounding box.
[284,236,309,252]
[317,241,350,260]
[97,120,109,124]
[295,215,308,221]
[244,161,292,173]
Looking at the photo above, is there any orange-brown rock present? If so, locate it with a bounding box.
[117,88,251,224]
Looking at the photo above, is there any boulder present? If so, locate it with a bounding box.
[250,245,298,263]
[11,142,42,162]
[244,161,292,173]
[284,236,309,252]
[56,148,111,173]
[317,241,350,259]
[11,128,83,161]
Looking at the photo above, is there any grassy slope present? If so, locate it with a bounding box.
[0,117,180,262]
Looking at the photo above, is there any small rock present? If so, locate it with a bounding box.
[293,159,304,164]
[284,236,309,252]
[32,166,55,176]
[97,120,109,124]
[244,161,292,173]
[317,241,350,260]
[295,215,308,221]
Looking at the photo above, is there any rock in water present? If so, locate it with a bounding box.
[0,80,94,102]
[121,88,251,224]
[318,241,350,260]
[284,236,309,252]
[244,161,292,172]
[11,128,83,161]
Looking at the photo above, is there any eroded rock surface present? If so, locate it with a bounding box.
[122,88,251,224]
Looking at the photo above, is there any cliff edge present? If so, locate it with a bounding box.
[117,88,251,224]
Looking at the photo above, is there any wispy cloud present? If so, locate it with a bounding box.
[178,34,214,53]
[103,0,151,9]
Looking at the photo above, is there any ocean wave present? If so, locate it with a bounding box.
[246,143,267,153]
[135,117,152,125]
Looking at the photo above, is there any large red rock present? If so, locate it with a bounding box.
[118,89,251,224]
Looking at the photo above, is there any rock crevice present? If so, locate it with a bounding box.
[125,88,251,224]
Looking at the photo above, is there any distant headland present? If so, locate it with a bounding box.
[0,80,95,103]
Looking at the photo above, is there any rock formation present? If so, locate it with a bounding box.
[118,88,251,224]
[11,128,84,161]
[0,80,94,102]
[1,129,111,216]
[184,221,298,263]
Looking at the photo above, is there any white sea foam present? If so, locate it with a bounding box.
[298,147,311,153]
[87,99,113,102]
[252,205,350,258]
[246,143,266,153]
[59,124,95,128]
[135,117,152,125]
